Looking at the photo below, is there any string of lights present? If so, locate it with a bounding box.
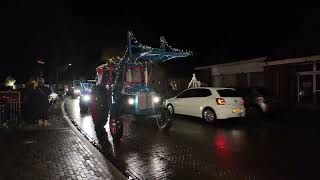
[128,31,153,51]
[100,31,193,93]
[128,31,193,55]
[160,36,193,55]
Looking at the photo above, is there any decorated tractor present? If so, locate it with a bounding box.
[90,32,192,141]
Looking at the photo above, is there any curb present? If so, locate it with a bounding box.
[61,101,127,180]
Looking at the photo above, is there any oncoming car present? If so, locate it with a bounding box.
[164,87,246,123]
[80,93,91,112]
[78,82,95,113]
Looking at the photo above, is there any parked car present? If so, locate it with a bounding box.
[164,87,245,123]
[237,87,281,118]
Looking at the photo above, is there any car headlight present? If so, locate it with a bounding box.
[153,96,160,103]
[82,94,91,101]
[128,98,135,105]
[74,89,81,94]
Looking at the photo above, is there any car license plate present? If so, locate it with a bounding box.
[232,108,242,113]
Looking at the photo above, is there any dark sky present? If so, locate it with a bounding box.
[1,1,320,82]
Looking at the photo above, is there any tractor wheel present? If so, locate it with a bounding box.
[156,108,173,131]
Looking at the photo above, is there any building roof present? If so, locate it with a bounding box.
[262,54,320,66]
[194,57,267,70]
[195,54,320,70]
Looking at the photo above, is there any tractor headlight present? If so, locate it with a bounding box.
[128,98,135,105]
[82,94,91,101]
[153,96,160,103]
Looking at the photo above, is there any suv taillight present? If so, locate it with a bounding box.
[216,98,225,105]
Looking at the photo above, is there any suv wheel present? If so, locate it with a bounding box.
[156,108,172,130]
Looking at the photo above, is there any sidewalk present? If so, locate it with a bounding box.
[0,102,125,180]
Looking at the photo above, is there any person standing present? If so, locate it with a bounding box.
[23,77,38,124]
[35,77,52,126]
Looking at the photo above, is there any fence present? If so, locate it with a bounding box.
[0,91,21,128]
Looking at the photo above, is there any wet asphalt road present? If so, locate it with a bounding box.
[64,98,320,180]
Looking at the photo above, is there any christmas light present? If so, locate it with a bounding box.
[98,31,193,96]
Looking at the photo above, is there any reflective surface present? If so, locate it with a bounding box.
[65,98,320,180]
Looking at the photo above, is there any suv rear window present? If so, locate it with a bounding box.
[217,89,240,97]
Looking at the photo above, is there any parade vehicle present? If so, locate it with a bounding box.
[79,81,95,112]
[90,32,192,141]
[72,80,82,97]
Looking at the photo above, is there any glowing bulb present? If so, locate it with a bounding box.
[128,98,135,105]
[153,96,160,103]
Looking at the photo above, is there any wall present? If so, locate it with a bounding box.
[237,73,249,88]
[264,65,296,104]
[250,72,264,87]
[211,60,264,76]
[196,58,266,88]
[196,69,212,86]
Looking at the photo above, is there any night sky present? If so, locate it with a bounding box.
[1,1,320,82]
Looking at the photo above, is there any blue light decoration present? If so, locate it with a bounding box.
[114,31,192,96]
[97,31,192,116]
[127,31,193,63]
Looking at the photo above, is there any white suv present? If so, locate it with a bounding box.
[164,87,245,123]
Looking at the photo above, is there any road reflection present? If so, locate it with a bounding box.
[64,98,320,179]
[64,98,259,179]
[66,98,97,139]
[80,116,96,138]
